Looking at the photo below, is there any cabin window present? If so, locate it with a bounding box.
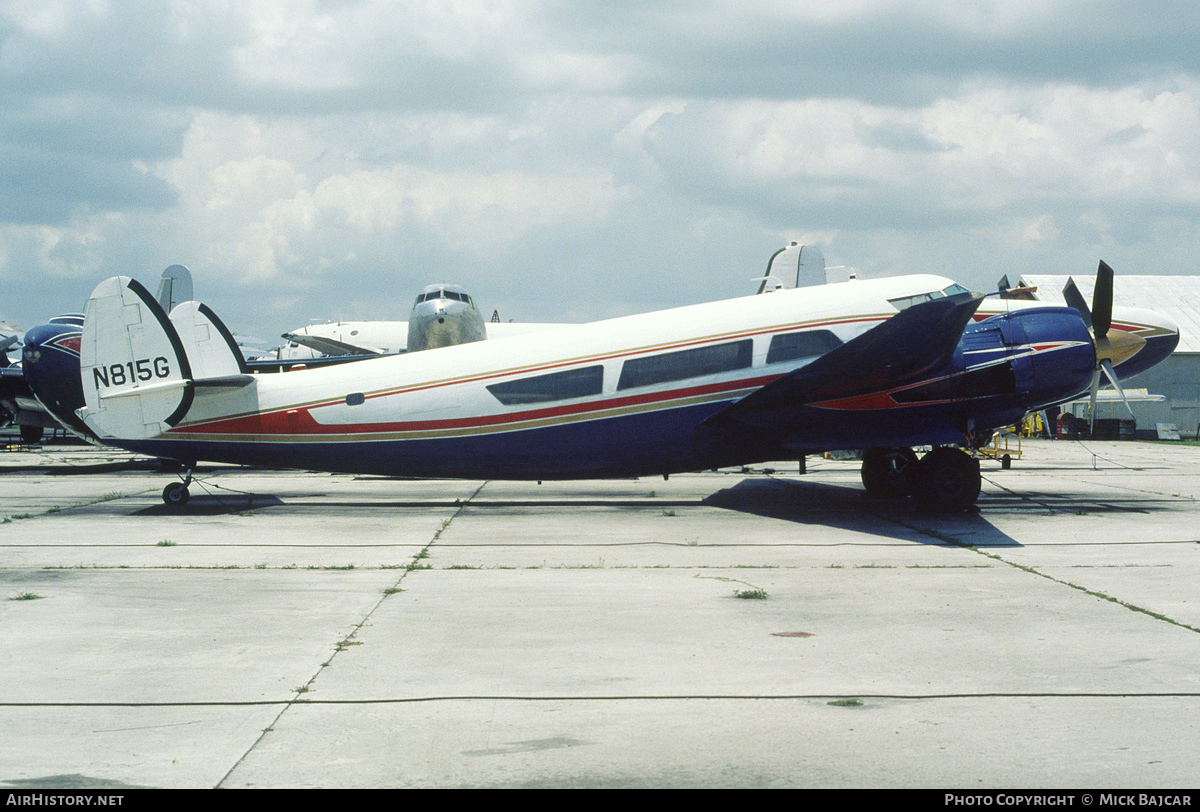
[765,330,843,364]
[487,365,604,406]
[617,339,753,391]
[345,392,365,406]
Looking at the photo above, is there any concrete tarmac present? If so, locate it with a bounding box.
[1,438,1198,788]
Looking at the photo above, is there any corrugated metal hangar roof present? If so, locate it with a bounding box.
[1017,274,1200,353]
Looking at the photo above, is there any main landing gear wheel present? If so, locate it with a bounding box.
[911,446,980,513]
[861,447,919,499]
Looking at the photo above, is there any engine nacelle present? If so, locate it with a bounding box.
[963,307,1096,410]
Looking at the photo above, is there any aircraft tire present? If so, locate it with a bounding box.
[162,482,190,508]
[19,425,43,445]
[861,447,919,499]
[913,447,980,513]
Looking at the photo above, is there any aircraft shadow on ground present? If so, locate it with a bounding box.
[133,493,284,516]
[701,477,1023,548]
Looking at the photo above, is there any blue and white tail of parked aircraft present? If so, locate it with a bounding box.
[70,258,1178,512]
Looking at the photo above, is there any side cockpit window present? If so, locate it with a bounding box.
[889,284,972,311]
[888,291,939,311]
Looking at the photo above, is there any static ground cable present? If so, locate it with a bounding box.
[9,690,1200,708]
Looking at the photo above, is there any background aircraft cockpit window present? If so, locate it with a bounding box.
[486,365,604,406]
[765,330,843,364]
[617,340,753,390]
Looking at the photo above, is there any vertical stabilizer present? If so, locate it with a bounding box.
[170,301,250,379]
[757,242,827,292]
[155,265,193,313]
[79,277,194,439]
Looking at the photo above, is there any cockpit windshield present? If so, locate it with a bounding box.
[414,289,474,306]
[887,283,973,311]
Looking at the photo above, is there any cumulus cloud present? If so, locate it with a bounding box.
[2,0,1200,332]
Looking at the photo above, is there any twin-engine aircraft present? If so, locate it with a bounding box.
[70,261,1177,512]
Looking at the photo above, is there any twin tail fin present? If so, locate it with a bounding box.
[79,276,250,440]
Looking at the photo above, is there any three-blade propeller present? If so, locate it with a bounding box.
[1061,261,1145,431]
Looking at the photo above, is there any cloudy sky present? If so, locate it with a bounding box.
[2,0,1199,340]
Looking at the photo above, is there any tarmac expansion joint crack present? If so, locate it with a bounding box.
[966,545,1200,636]
[213,479,490,789]
[874,499,1200,636]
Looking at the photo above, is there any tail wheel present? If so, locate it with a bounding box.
[913,447,980,513]
[861,447,919,499]
[162,482,190,508]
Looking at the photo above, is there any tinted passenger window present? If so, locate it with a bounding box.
[487,365,604,406]
[766,330,842,364]
[617,340,752,391]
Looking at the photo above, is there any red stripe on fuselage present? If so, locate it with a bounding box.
[167,373,784,438]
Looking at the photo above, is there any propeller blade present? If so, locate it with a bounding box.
[1062,277,1093,330]
[1100,358,1136,419]
[1092,260,1114,339]
[1088,370,1100,436]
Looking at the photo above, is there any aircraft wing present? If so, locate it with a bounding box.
[280,332,385,357]
[708,292,984,431]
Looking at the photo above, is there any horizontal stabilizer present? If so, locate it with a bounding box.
[709,292,983,430]
[194,374,255,388]
[95,378,190,400]
[281,331,384,357]
[79,276,195,440]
